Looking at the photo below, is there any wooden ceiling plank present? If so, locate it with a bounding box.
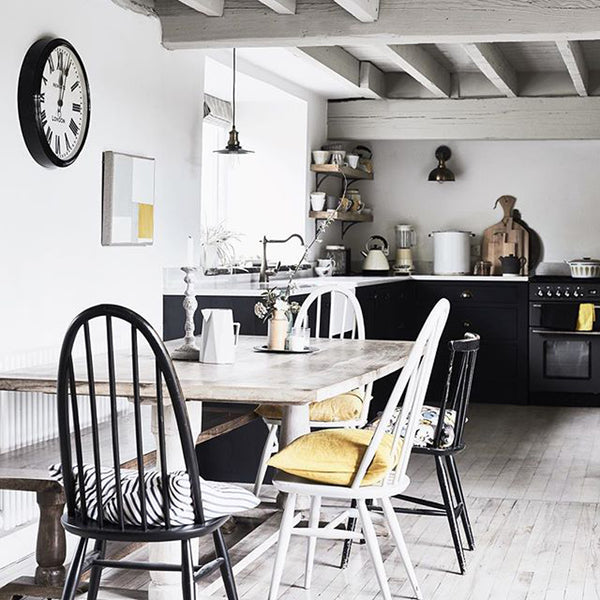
[557,40,589,96]
[176,0,223,17]
[463,42,518,97]
[328,97,600,140]
[378,45,451,98]
[333,0,379,23]
[156,0,600,50]
[256,0,296,14]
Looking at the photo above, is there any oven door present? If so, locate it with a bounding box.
[529,328,600,393]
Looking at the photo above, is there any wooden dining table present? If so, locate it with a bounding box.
[0,334,413,600]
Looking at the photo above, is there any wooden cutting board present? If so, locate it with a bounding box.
[481,195,530,275]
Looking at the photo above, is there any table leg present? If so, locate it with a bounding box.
[278,404,311,510]
[34,488,66,587]
[148,402,202,600]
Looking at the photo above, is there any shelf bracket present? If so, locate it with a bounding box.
[313,217,360,240]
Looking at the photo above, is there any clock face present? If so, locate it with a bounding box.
[18,38,91,168]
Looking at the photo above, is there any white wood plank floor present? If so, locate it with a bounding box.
[3,403,600,599]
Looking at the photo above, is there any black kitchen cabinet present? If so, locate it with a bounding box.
[414,281,528,405]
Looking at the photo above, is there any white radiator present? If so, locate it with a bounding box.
[0,347,129,533]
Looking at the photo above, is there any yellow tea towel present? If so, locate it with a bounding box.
[576,303,595,332]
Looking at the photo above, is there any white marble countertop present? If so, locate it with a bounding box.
[163,272,528,297]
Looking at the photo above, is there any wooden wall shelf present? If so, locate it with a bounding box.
[309,210,373,223]
[310,164,373,180]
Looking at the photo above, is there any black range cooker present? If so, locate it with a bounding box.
[529,276,600,405]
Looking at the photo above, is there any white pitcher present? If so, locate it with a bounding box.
[199,309,241,364]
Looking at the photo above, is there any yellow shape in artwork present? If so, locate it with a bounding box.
[138,203,154,240]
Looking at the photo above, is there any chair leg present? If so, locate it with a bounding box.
[86,539,107,600]
[340,499,358,569]
[435,455,466,574]
[268,493,297,600]
[213,528,238,600]
[446,455,474,551]
[181,539,196,600]
[356,500,392,600]
[304,495,321,589]
[254,424,279,498]
[60,538,87,600]
[381,497,423,600]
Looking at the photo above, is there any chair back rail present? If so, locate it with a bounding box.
[435,334,480,449]
[351,299,450,489]
[57,304,205,531]
[294,285,370,422]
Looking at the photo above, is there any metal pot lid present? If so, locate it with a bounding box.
[567,257,600,265]
[326,245,346,250]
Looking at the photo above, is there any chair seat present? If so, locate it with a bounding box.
[61,512,229,542]
[50,464,259,528]
[368,404,458,449]
[256,389,364,423]
[272,471,411,500]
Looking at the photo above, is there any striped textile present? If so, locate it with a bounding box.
[49,464,259,526]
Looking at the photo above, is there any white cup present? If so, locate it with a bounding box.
[347,154,360,169]
[310,191,326,211]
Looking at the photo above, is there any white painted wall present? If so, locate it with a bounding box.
[339,139,600,269]
[0,0,206,355]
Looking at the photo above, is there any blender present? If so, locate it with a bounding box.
[394,224,416,274]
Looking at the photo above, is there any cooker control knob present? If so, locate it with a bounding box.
[555,290,562,297]
[574,291,580,297]
[564,290,571,297]
[537,289,544,297]
[546,290,553,297]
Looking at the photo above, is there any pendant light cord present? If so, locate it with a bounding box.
[232,48,236,129]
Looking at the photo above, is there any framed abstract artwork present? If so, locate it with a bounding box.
[101,151,155,246]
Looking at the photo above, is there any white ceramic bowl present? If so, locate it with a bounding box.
[312,150,331,165]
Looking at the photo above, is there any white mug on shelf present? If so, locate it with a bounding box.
[310,191,326,211]
[347,154,360,169]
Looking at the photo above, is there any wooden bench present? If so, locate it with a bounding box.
[0,405,259,600]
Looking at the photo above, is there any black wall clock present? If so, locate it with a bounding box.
[18,38,91,168]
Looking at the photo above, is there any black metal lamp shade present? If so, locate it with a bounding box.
[428,145,455,182]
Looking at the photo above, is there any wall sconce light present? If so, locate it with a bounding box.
[428,145,455,182]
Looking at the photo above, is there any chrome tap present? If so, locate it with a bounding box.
[259,233,305,283]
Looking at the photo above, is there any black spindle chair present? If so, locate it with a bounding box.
[56,304,238,600]
[340,333,480,575]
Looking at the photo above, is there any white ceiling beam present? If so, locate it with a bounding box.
[256,0,296,15]
[359,62,386,99]
[175,0,223,16]
[293,47,385,99]
[377,45,451,98]
[463,43,518,97]
[156,0,600,50]
[333,0,379,23]
[557,40,589,97]
[329,97,600,141]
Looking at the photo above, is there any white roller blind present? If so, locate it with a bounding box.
[203,94,232,129]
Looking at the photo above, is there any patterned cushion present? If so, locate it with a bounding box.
[49,464,259,527]
[368,405,457,449]
[256,389,365,423]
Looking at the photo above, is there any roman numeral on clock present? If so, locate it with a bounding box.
[40,110,47,128]
[57,51,64,72]
[42,75,48,85]
[39,92,45,104]
[46,128,53,145]
[71,81,79,92]
[64,133,72,153]
[69,119,79,136]
[55,136,61,156]
[48,54,55,72]
[72,103,81,113]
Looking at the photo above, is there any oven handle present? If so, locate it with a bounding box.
[531,303,600,309]
[531,328,600,336]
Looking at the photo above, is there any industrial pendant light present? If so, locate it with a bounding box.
[428,145,455,182]
[214,48,253,155]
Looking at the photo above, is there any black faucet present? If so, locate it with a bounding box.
[259,234,305,283]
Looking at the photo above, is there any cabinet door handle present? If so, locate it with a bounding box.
[460,290,472,299]
[463,320,472,329]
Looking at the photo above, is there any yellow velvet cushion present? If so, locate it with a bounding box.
[256,389,364,422]
[268,429,402,487]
